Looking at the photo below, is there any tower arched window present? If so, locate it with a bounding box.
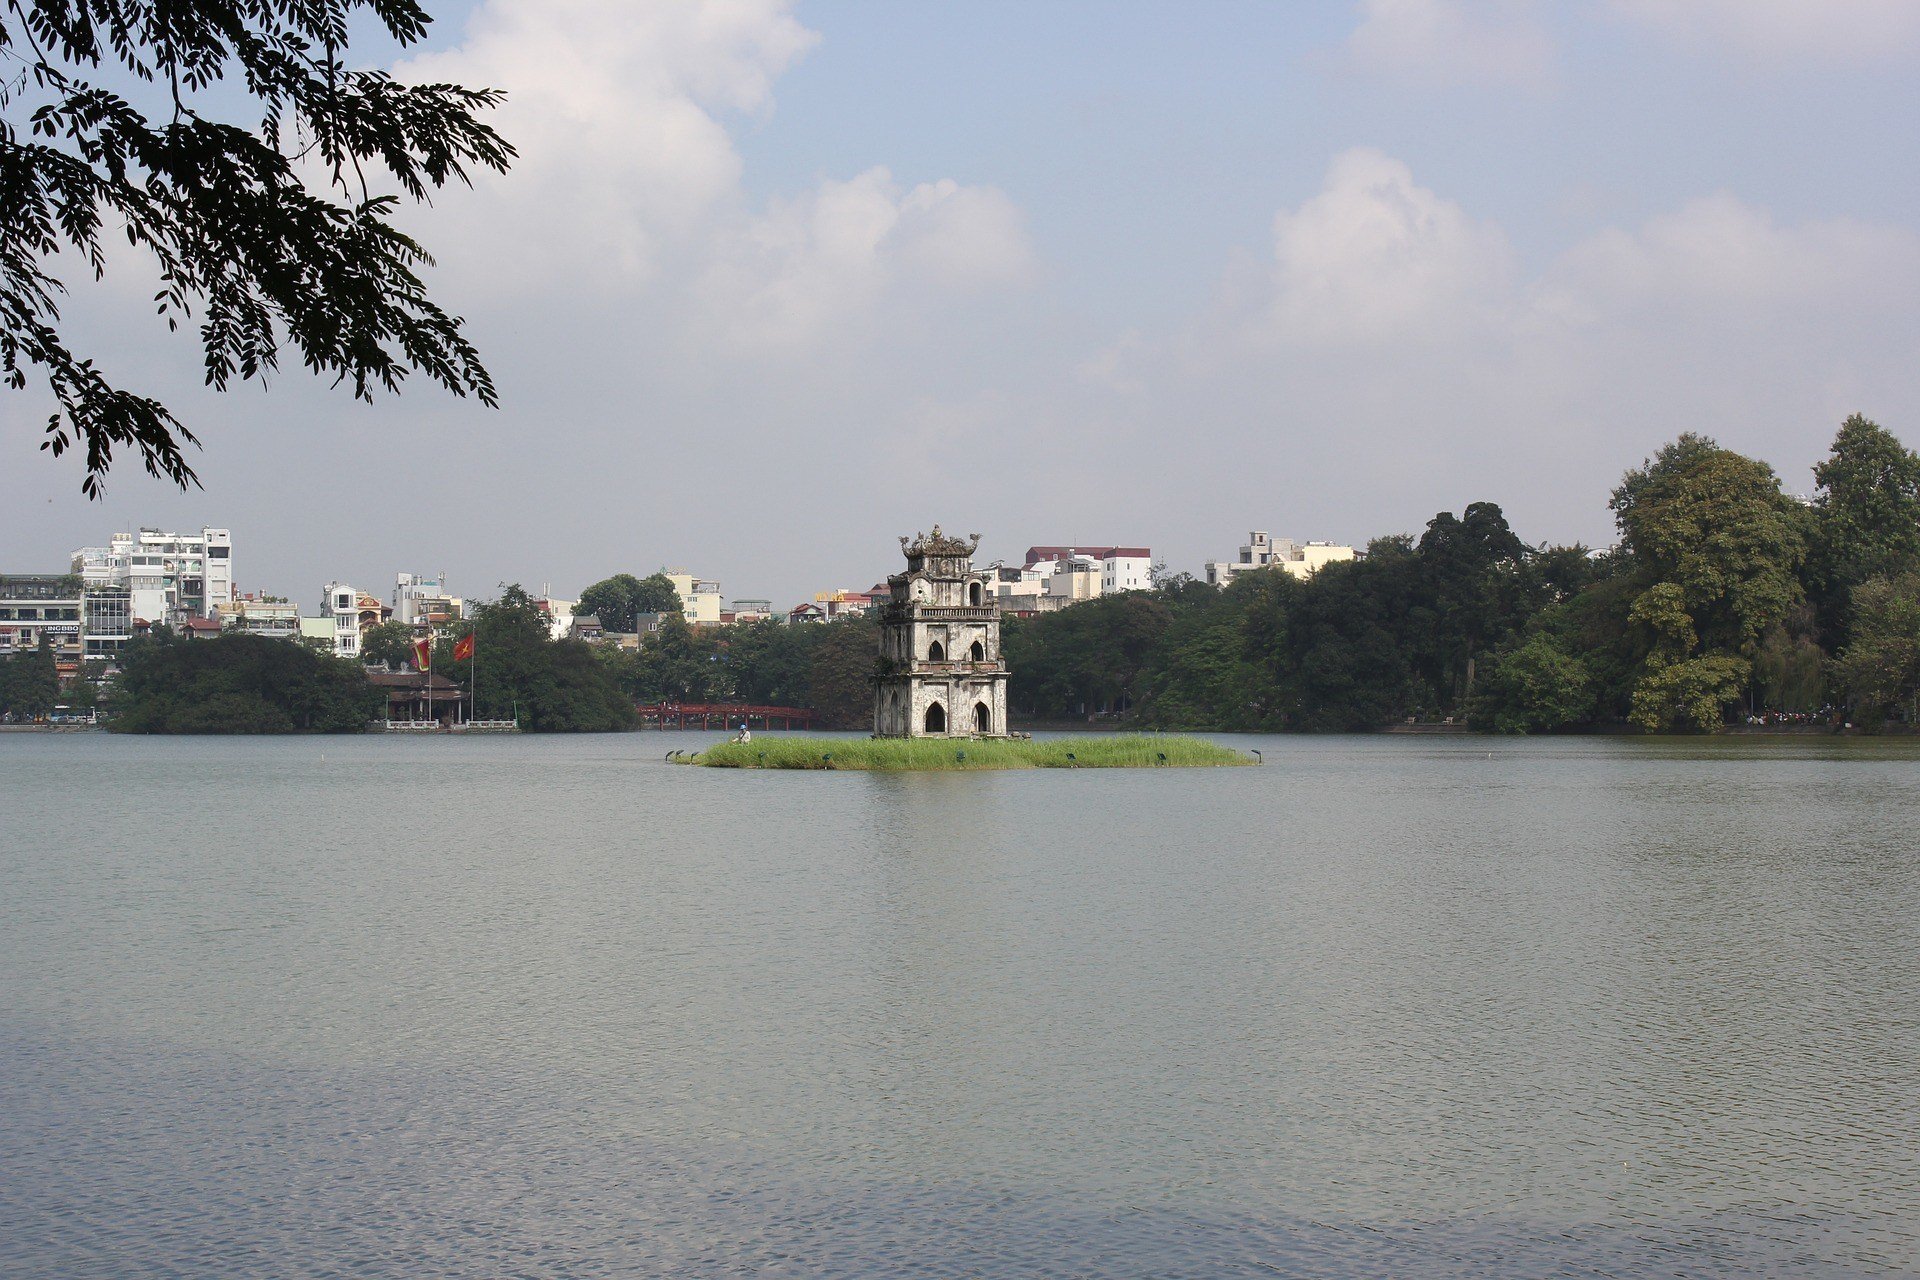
[968,581,983,606]
[928,640,945,662]
[974,702,991,734]
[925,702,946,733]
[970,639,985,662]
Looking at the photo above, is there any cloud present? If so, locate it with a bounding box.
[396,0,816,287]
[1346,0,1555,87]
[395,0,1032,346]
[1087,149,1920,545]
[1539,194,1920,321]
[695,168,1034,353]
[1606,0,1920,62]
[1258,148,1515,344]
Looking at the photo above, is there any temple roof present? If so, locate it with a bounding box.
[899,525,980,558]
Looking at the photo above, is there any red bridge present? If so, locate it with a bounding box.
[636,703,817,730]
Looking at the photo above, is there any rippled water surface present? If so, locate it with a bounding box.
[3,731,1917,1277]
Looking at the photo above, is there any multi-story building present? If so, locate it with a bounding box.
[808,588,875,620]
[534,596,578,642]
[1045,556,1104,605]
[393,572,462,629]
[71,527,233,626]
[217,595,302,642]
[1022,544,1152,596]
[990,564,1049,612]
[81,584,132,659]
[0,575,84,663]
[1205,531,1355,586]
[320,583,387,658]
[665,572,723,625]
[726,598,774,624]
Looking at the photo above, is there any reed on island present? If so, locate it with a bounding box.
[686,734,1252,771]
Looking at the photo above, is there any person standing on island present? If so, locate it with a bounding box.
[733,720,751,744]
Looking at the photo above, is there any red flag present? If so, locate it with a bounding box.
[453,634,475,663]
[413,637,431,671]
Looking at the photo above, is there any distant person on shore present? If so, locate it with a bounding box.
[733,721,752,744]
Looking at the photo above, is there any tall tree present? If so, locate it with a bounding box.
[1613,441,1809,730]
[575,572,682,633]
[3,0,512,494]
[358,620,418,669]
[576,574,647,633]
[464,585,633,730]
[1808,415,1920,644]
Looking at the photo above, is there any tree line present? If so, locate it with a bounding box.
[1003,417,1920,733]
[85,415,1920,735]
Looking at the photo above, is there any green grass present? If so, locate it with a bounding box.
[688,734,1253,770]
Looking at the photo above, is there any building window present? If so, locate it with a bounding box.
[924,703,946,733]
[928,640,945,662]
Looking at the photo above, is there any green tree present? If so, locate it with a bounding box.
[627,613,731,702]
[1751,610,1825,714]
[633,573,682,615]
[1808,415,1920,644]
[462,585,634,730]
[64,659,109,714]
[807,616,880,728]
[723,619,815,705]
[576,574,646,633]
[3,0,512,495]
[111,633,381,732]
[1470,630,1593,734]
[1,634,61,718]
[359,620,418,669]
[1832,570,1920,728]
[575,572,683,632]
[1614,440,1809,730]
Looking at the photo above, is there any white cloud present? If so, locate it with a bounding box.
[395,0,1033,347]
[696,168,1034,352]
[1259,148,1516,344]
[1607,0,1920,62]
[397,0,816,286]
[1346,0,1554,87]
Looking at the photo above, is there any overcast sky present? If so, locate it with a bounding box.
[6,0,1920,607]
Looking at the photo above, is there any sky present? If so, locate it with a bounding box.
[5,0,1920,608]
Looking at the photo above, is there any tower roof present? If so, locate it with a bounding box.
[899,525,980,559]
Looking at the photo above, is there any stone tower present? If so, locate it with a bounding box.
[874,527,1009,738]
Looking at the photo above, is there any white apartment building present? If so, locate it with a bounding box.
[393,572,462,628]
[321,583,386,657]
[996,544,1153,611]
[72,527,233,626]
[535,596,578,642]
[1205,531,1356,586]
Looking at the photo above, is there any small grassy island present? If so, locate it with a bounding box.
[690,735,1252,771]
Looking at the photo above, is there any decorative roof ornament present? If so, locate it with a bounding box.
[899,525,981,558]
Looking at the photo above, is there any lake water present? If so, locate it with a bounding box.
[2,731,1917,1277]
